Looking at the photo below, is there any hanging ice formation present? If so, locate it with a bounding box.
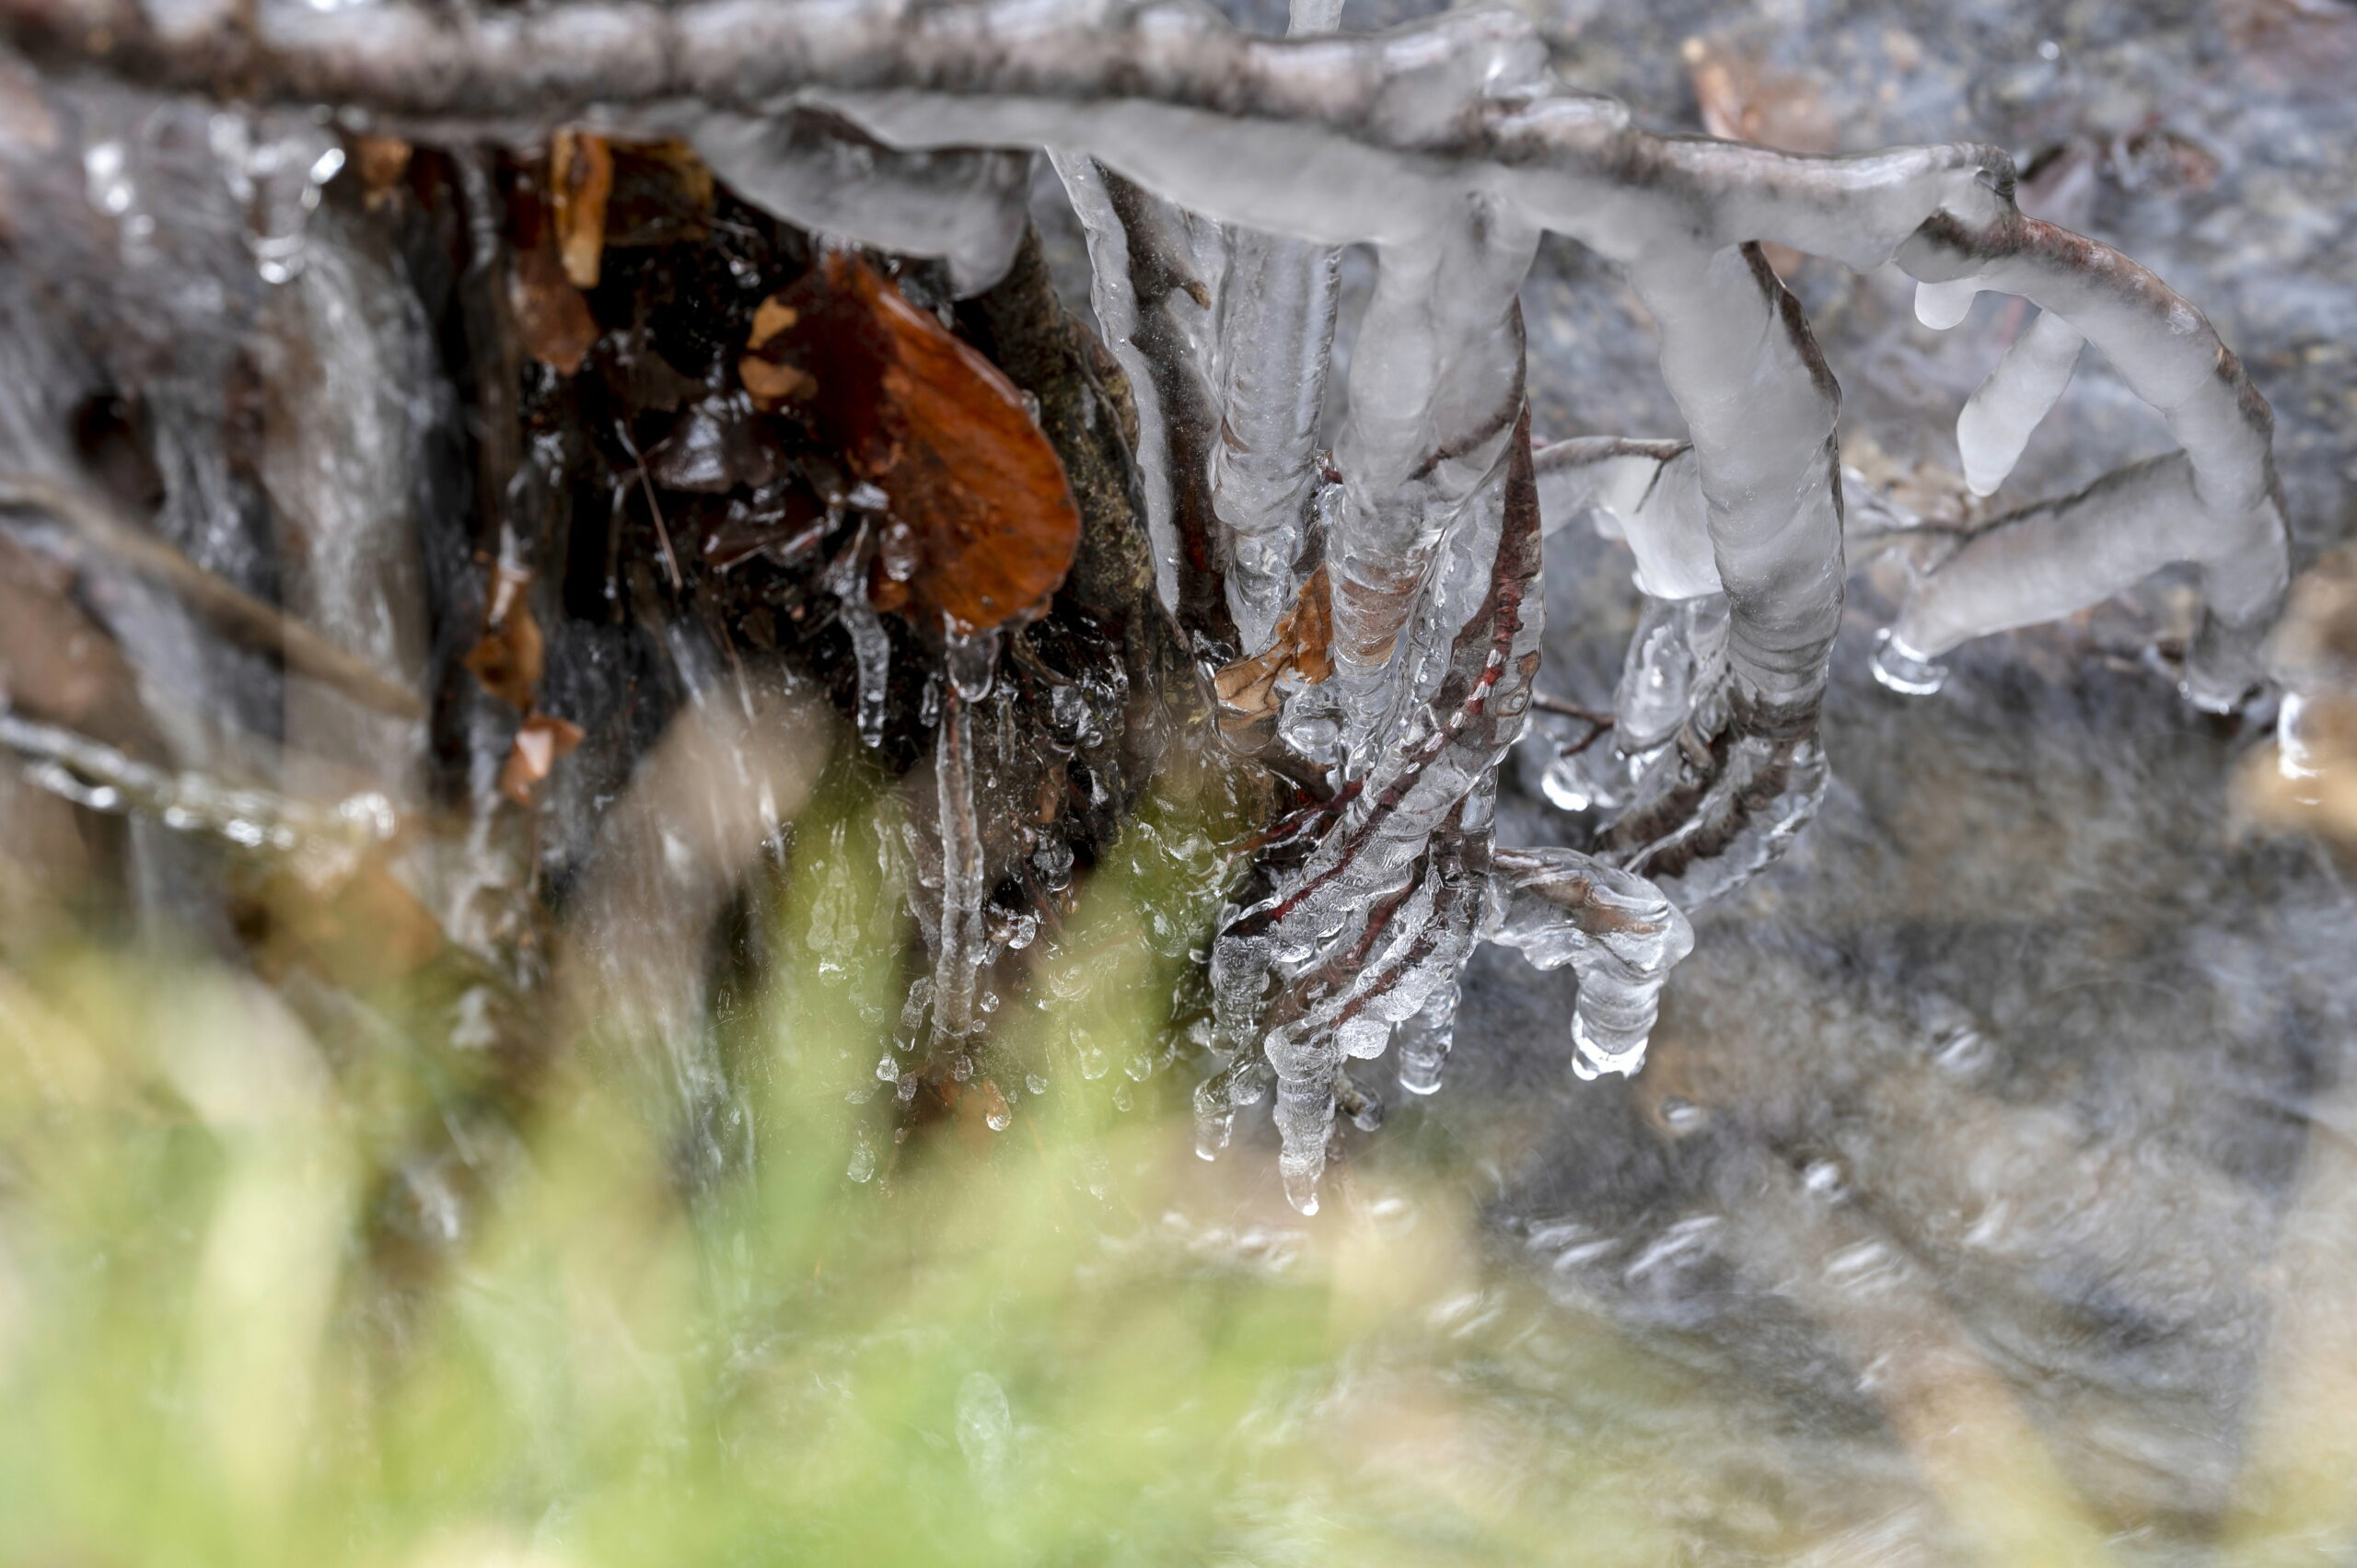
[1,0,2292,1212]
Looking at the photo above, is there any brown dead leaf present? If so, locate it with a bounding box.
[354,135,412,211]
[1214,563,1333,726]
[238,854,447,990]
[1681,35,1835,274]
[462,563,543,709]
[551,129,614,290]
[1681,35,1837,152]
[511,237,598,374]
[747,250,1082,633]
[501,712,586,806]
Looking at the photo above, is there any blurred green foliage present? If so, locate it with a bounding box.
[0,772,1688,1568]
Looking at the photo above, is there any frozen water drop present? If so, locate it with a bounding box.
[1914,276,1981,330]
[1870,628,1948,696]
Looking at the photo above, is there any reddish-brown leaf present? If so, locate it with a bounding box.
[740,251,1082,633]
[511,237,598,374]
[500,713,585,806]
[353,134,412,211]
[462,563,543,709]
[551,129,613,290]
[1214,563,1334,727]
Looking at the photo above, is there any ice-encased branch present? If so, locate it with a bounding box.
[1891,209,2288,709]
[0,0,2000,721]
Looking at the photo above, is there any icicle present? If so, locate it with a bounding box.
[1532,437,1718,601]
[1914,276,1982,330]
[1488,847,1694,1081]
[1264,1020,1337,1214]
[1394,979,1460,1097]
[1049,151,1232,647]
[1327,213,1538,726]
[1956,308,2084,497]
[930,626,999,1044]
[1209,0,1347,653]
[825,523,891,749]
[1192,1054,1270,1161]
[1213,227,1339,651]
[1614,595,1727,751]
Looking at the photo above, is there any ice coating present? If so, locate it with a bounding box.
[1955,308,2084,499]
[1488,847,1695,1082]
[1211,227,1338,651]
[1,0,2291,1202]
[693,110,1032,297]
[1894,210,2288,709]
[1532,437,1717,601]
[1207,0,1344,654]
[1888,452,2277,688]
[1050,151,1232,651]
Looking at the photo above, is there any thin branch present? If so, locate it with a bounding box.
[0,472,428,720]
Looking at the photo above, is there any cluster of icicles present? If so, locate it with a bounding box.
[1,0,2293,1213]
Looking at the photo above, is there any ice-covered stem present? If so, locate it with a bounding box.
[1488,845,1693,1081]
[1051,154,1237,660]
[1212,409,1541,1212]
[1225,405,1542,966]
[0,704,397,879]
[1252,809,1480,1210]
[1328,206,1537,695]
[1619,242,1842,716]
[1892,210,2289,709]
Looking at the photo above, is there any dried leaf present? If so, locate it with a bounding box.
[746,250,1082,633]
[500,712,585,806]
[510,237,598,374]
[601,139,715,250]
[462,563,543,709]
[550,129,613,290]
[1214,563,1333,724]
[354,134,411,211]
[1680,35,1834,274]
[240,855,446,989]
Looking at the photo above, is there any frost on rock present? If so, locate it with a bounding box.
[0,0,2296,1212]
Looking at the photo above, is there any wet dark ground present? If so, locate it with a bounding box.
[1153,0,2357,1558]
